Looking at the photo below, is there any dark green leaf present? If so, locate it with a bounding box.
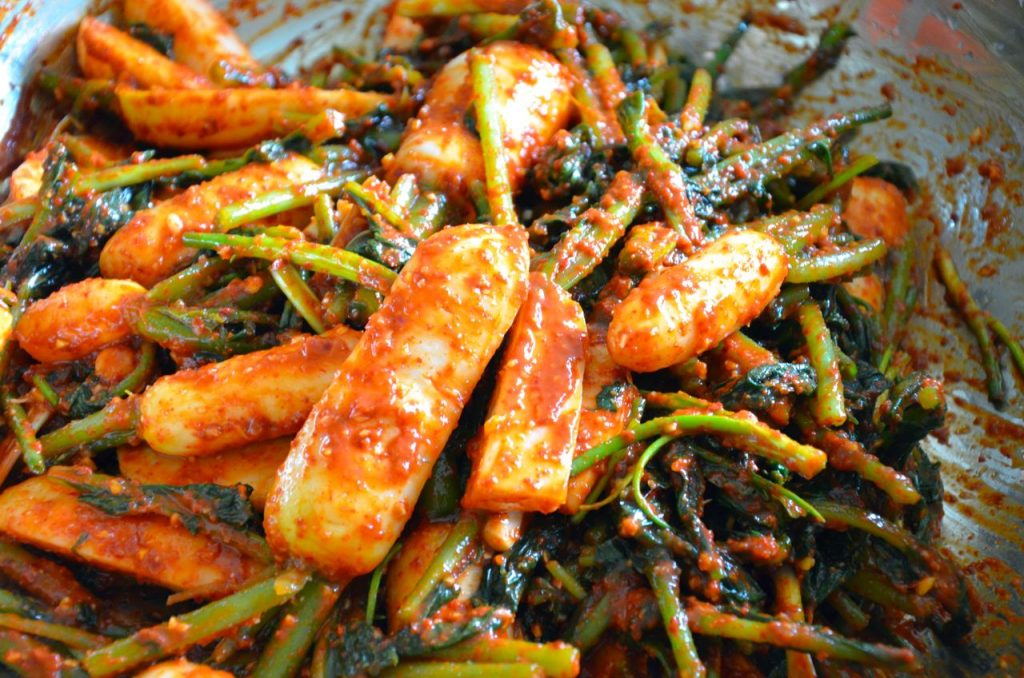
[127,23,174,58]
[596,382,630,412]
[716,362,817,412]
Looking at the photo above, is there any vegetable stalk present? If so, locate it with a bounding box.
[787,239,888,284]
[183,232,397,295]
[38,397,139,462]
[571,411,827,480]
[617,92,702,247]
[73,154,205,194]
[934,244,1003,405]
[471,50,519,226]
[0,612,107,650]
[0,197,39,232]
[82,570,309,677]
[774,566,817,678]
[216,176,352,230]
[647,554,705,677]
[536,171,645,289]
[270,263,327,333]
[1,391,45,474]
[679,68,712,135]
[796,301,846,427]
[685,599,918,670]
[252,575,342,678]
[431,637,579,678]
[380,663,543,678]
[697,105,891,205]
[395,514,481,628]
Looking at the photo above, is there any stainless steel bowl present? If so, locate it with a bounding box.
[1,0,1022,673]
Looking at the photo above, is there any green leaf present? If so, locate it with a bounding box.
[596,382,630,412]
[72,481,256,532]
[716,362,817,412]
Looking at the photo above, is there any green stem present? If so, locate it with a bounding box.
[0,612,107,650]
[252,575,342,678]
[632,436,673,530]
[395,0,507,17]
[745,205,836,255]
[988,314,1024,381]
[787,238,888,284]
[431,637,579,678]
[661,67,687,115]
[774,567,816,678]
[706,16,750,75]
[314,192,338,242]
[571,412,827,480]
[572,444,630,523]
[762,284,812,324]
[146,258,232,305]
[39,397,139,462]
[82,570,309,678]
[380,663,543,678]
[880,238,915,366]
[73,155,205,194]
[465,13,518,39]
[567,593,612,651]
[698,105,892,205]
[216,176,351,230]
[270,263,326,333]
[813,501,923,560]
[30,375,59,407]
[309,609,336,678]
[649,557,705,678]
[184,232,396,295]
[617,92,702,244]
[2,391,45,474]
[419,438,462,521]
[583,37,627,114]
[692,447,823,522]
[544,560,586,602]
[934,245,1004,405]
[827,590,870,632]
[757,22,854,119]
[844,570,935,620]
[619,29,648,68]
[345,181,416,236]
[537,171,645,289]
[685,599,918,670]
[136,306,277,356]
[389,174,419,211]
[796,154,879,209]
[471,50,518,227]
[0,541,96,616]
[0,588,47,618]
[796,301,846,427]
[395,514,481,628]
[748,470,824,522]
[641,390,715,411]
[556,48,615,140]
[0,197,39,232]
[367,543,401,623]
[37,71,116,111]
[6,143,72,270]
[685,118,750,168]
[680,68,712,135]
[111,342,157,398]
[796,417,921,505]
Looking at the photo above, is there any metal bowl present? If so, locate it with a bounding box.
[1,0,1022,673]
